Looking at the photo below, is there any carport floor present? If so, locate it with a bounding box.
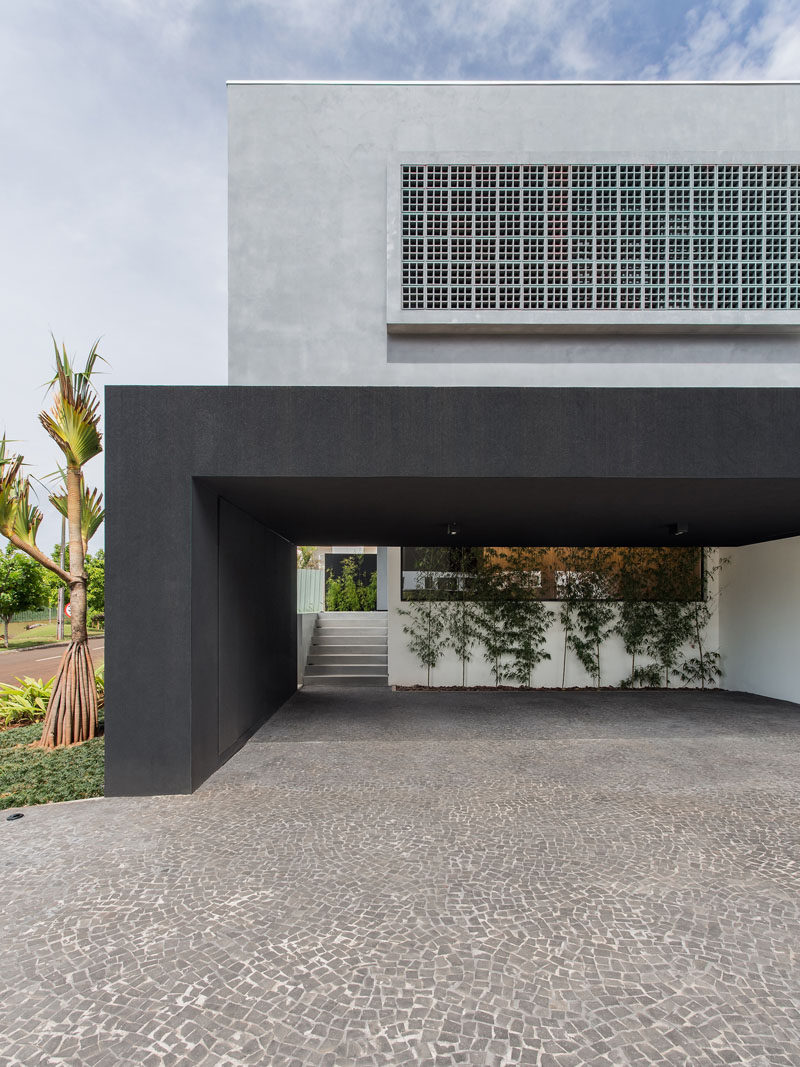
[3,689,800,1066]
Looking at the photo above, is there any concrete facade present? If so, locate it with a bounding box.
[105,82,800,796]
[229,81,800,390]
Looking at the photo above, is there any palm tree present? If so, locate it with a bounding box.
[0,339,104,746]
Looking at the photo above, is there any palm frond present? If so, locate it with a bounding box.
[0,438,68,583]
[0,436,23,484]
[50,471,105,550]
[10,478,43,550]
[0,437,24,539]
[39,339,104,467]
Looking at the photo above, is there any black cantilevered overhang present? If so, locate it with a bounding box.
[105,386,800,795]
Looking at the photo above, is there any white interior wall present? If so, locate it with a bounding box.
[719,536,800,703]
[297,612,318,685]
[387,546,721,688]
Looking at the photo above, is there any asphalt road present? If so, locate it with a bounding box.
[0,636,105,686]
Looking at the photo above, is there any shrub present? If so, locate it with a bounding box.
[94,661,105,709]
[326,555,377,611]
[0,676,52,726]
[0,664,105,727]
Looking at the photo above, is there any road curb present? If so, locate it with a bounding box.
[0,634,105,656]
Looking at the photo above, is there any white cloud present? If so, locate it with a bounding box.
[649,0,800,79]
[2,0,798,550]
[98,0,206,48]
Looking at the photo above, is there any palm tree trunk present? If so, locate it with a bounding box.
[36,467,97,747]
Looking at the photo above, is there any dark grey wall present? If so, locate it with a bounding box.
[186,490,297,792]
[106,447,296,796]
[105,386,800,796]
[217,499,295,758]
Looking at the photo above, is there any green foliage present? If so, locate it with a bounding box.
[326,555,377,611]
[94,661,105,708]
[398,600,447,686]
[444,598,479,687]
[49,472,104,551]
[0,545,46,647]
[0,664,105,726]
[473,549,512,686]
[620,663,663,689]
[616,547,657,686]
[297,545,317,569]
[677,649,722,687]
[492,547,553,687]
[504,597,554,687]
[557,549,587,688]
[399,544,725,690]
[646,600,695,687]
[641,548,701,685]
[567,549,617,688]
[675,550,728,688]
[616,599,657,685]
[473,598,509,687]
[39,337,104,468]
[42,545,104,622]
[0,722,104,809]
[0,676,52,726]
[85,549,105,619]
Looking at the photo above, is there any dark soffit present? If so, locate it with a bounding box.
[200,476,800,547]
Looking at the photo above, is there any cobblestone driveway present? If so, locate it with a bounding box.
[2,689,800,1066]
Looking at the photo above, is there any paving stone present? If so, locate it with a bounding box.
[1,688,800,1065]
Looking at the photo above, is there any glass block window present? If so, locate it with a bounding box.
[400,164,800,312]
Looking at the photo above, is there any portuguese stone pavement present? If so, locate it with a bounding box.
[1,688,799,1066]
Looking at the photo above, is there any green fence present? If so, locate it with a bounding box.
[11,607,56,624]
[297,569,324,613]
[15,577,324,621]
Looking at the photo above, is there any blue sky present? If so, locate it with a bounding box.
[2,0,799,547]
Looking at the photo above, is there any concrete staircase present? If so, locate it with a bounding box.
[303,611,388,687]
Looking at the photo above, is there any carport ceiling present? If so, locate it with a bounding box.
[200,477,800,547]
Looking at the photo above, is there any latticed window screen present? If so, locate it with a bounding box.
[401,164,800,311]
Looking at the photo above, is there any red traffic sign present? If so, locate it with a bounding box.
[64,603,72,619]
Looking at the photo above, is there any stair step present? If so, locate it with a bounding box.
[318,612,386,620]
[303,611,388,686]
[315,623,386,631]
[318,618,386,624]
[302,674,388,687]
[313,635,388,644]
[305,663,387,677]
[308,654,388,665]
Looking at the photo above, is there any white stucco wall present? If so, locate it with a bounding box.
[228,80,800,390]
[297,612,318,685]
[720,536,800,703]
[386,547,721,688]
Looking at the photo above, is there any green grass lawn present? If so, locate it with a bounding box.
[0,722,104,810]
[0,621,104,652]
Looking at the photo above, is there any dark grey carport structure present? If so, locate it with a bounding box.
[105,386,800,796]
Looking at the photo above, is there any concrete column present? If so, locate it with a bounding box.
[377,545,389,611]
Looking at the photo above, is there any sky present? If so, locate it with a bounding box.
[2,0,800,549]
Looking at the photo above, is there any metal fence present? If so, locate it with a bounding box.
[297,568,324,613]
[10,607,56,623]
[13,577,325,621]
